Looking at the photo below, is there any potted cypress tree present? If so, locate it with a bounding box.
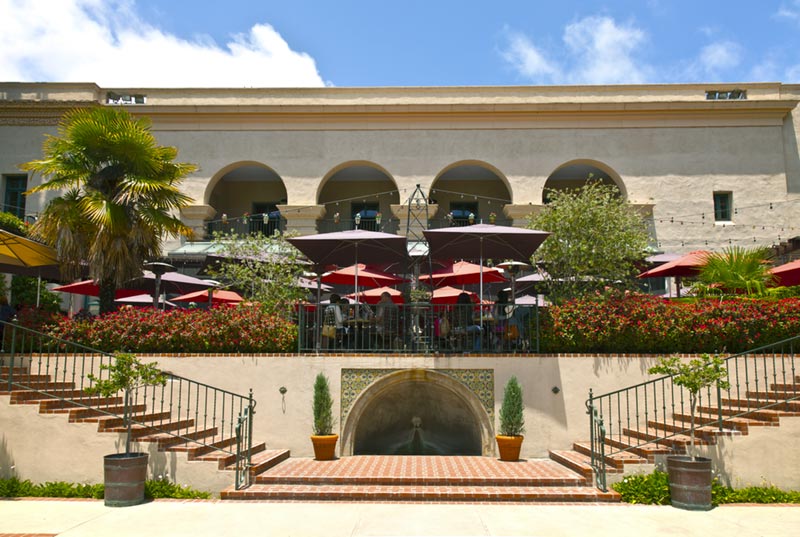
[311,372,338,460]
[496,375,525,461]
[86,352,167,506]
[648,354,730,511]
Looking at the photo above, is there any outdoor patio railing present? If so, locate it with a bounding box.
[0,321,256,490]
[586,335,800,491]
[296,302,540,354]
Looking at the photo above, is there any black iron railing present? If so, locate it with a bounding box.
[297,302,540,354]
[0,321,256,490]
[586,336,800,491]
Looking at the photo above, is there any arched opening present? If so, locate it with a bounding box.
[341,369,495,456]
[205,162,288,235]
[317,162,400,233]
[543,159,627,203]
[429,161,511,226]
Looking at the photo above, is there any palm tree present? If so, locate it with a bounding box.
[697,246,775,297]
[22,107,195,314]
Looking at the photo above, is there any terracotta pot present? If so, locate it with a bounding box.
[496,434,524,461]
[311,434,339,460]
[667,455,713,511]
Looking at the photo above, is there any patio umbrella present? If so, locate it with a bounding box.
[323,264,407,288]
[287,229,409,302]
[0,229,61,306]
[770,259,800,287]
[637,250,710,297]
[53,280,143,299]
[419,260,506,288]
[430,286,479,305]
[125,270,217,296]
[116,293,176,308]
[423,224,550,324]
[171,289,244,304]
[345,286,404,304]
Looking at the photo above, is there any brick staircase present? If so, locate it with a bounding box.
[221,455,620,502]
[549,375,800,481]
[1,364,285,481]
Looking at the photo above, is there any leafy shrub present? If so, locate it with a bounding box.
[612,471,800,505]
[0,477,210,499]
[540,291,800,354]
[49,304,297,353]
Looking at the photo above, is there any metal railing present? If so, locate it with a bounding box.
[0,321,256,490]
[586,335,800,491]
[297,302,540,353]
[207,215,284,238]
[316,218,400,234]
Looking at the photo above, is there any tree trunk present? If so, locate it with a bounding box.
[98,279,117,315]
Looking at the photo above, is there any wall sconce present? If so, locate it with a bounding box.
[354,213,361,228]
[551,386,560,394]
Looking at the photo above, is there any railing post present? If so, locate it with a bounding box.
[716,379,724,433]
[6,320,17,391]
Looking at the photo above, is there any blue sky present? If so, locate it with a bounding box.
[2,0,800,87]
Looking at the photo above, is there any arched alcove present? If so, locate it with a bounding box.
[543,159,627,203]
[317,161,400,232]
[341,369,495,456]
[428,161,512,225]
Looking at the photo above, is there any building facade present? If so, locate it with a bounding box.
[1,81,799,261]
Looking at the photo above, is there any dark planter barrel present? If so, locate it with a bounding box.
[667,455,712,511]
[104,452,148,507]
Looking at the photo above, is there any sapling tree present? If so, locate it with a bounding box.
[312,372,334,436]
[648,354,731,459]
[86,353,167,455]
[499,375,525,436]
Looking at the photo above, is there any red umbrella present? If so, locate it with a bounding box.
[430,286,479,305]
[53,280,143,299]
[637,250,710,278]
[419,261,506,288]
[171,289,244,304]
[770,259,800,287]
[322,264,406,288]
[345,286,404,304]
[637,250,710,298]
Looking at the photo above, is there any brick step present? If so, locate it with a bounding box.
[70,405,151,423]
[221,483,621,503]
[131,425,215,448]
[106,418,196,438]
[215,442,267,470]
[39,395,123,412]
[548,449,613,480]
[768,382,799,393]
[640,421,719,442]
[0,366,31,375]
[721,397,800,413]
[169,436,239,457]
[248,449,291,475]
[747,389,800,400]
[2,380,75,392]
[0,373,52,383]
[603,434,673,461]
[9,388,87,403]
[572,441,651,469]
[668,412,775,433]
[698,405,792,421]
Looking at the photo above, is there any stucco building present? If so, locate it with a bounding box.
[2,81,799,261]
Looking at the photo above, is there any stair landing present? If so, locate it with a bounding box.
[222,455,620,503]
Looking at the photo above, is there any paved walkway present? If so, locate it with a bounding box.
[1,499,798,536]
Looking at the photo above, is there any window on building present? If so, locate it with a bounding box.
[448,202,479,226]
[251,202,282,236]
[705,89,746,100]
[106,92,147,105]
[3,174,27,219]
[713,192,733,222]
[351,202,379,231]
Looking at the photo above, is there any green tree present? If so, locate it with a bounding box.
[312,372,334,436]
[22,107,195,314]
[696,246,774,297]
[528,180,650,304]
[207,231,308,317]
[499,376,525,436]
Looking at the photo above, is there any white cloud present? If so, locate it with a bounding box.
[699,41,741,73]
[777,1,800,22]
[0,0,325,87]
[501,32,560,83]
[502,16,651,84]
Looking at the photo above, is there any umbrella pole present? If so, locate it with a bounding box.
[154,274,162,310]
[36,274,41,308]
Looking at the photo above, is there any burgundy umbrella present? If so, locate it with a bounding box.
[638,250,710,298]
[171,289,244,304]
[770,259,800,287]
[287,230,409,301]
[53,280,143,299]
[322,263,407,288]
[345,286,404,304]
[423,224,550,324]
[430,286,479,305]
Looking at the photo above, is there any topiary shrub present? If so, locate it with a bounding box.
[312,372,334,436]
[499,375,525,436]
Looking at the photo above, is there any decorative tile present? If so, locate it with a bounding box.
[341,368,494,425]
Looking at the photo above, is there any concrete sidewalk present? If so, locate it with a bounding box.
[1,499,799,537]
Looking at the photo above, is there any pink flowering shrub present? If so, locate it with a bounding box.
[49,305,297,354]
[540,291,800,354]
